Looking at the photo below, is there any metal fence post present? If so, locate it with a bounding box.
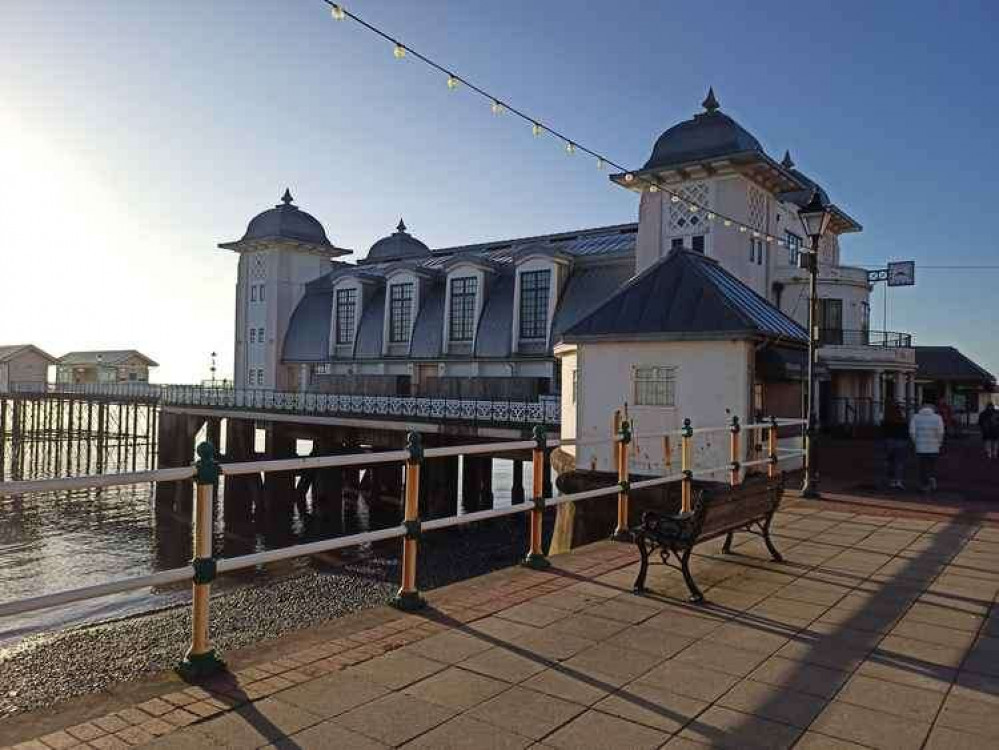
[768,416,779,481]
[523,425,550,569]
[392,432,425,610]
[681,418,693,512]
[612,419,632,541]
[177,441,225,680]
[729,415,741,486]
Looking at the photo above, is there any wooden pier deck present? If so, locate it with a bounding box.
[3,498,998,749]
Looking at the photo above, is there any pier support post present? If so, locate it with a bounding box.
[421,453,458,518]
[611,418,632,542]
[392,432,425,611]
[523,426,550,569]
[461,455,493,511]
[511,459,525,504]
[177,441,225,680]
[225,418,255,461]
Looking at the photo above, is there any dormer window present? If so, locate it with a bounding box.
[449,277,477,342]
[519,270,551,340]
[335,288,357,345]
[389,282,414,343]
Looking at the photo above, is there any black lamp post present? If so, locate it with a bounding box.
[210,352,217,386]
[798,190,832,499]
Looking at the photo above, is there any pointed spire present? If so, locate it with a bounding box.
[281,188,294,205]
[396,218,407,233]
[702,87,719,113]
[781,150,795,169]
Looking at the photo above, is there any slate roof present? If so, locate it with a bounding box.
[0,345,57,364]
[282,223,637,362]
[58,350,159,367]
[219,190,351,257]
[561,250,807,345]
[916,347,995,386]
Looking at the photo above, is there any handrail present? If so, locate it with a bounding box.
[0,414,805,672]
[0,449,806,619]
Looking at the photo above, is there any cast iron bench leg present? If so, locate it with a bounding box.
[721,531,734,554]
[762,517,783,562]
[679,546,704,603]
[633,532,651,594]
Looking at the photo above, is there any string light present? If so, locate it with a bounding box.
[689,205,697,212]
[321,1,818,251]
[649,183,658,193]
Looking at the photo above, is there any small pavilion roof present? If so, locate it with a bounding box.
[916,346,995,387]
[57,350,159,367]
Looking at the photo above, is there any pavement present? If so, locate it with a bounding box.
[4,497,999,750]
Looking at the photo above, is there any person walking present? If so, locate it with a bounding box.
[910,400,945,493]
[882,401,909,489]
[979,402,999,459]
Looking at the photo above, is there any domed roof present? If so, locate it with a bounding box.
[642,88,764,171]
[364,219,430,264]
[240,189,332,245]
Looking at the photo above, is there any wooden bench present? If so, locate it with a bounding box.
[632,474,785,603]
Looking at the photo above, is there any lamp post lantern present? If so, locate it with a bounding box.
[798,190,832,499]
[210,351,217,386]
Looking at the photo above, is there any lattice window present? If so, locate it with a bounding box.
[519,270,551,340]
[250,254,267,279]
[389,283,414,343]
[667,182,711,235]
[634,366,676,407]
[335,288,357,345]
[449,276,477,342]
[747,185,767,231]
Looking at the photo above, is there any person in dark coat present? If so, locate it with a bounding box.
[882,400,909,489]
[980,402,999,459]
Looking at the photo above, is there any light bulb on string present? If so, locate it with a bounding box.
[491,100,504,115]
[393,43,406,59]
[707,213,716,221]
[752,231,760,238]
[446,74,459,90]
[532,122,543,137]
[331,4,346,21]
[565,141,576,155]
[649,184,658,193]
[724,220,732,227]
[689,205,697,212]
[670,195,679,204]
[624,173,634,183]
[596,157,604,170]
[740,226,748,233]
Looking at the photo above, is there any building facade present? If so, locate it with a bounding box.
[55,350,158,384]
[611,89,917,428]
[0,345,56,391]
[224,90,927,432]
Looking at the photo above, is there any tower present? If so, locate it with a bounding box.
[219,190,350,390]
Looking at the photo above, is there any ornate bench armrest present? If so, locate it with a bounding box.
[639,510,694,544]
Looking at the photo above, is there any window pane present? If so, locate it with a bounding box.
[692,235,704,253]
[633,366,676,406]
[449,277,477,341]
[389,283,414,343]
[519,270,551,340]
[336,288,357,345]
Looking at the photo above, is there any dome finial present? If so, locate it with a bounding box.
[702,87,720,113]
[396,218,407,233]
[781,150,795,169]
[281,188,294,205]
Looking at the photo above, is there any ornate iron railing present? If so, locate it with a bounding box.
[819,329,912,348]
[2,382,562,426]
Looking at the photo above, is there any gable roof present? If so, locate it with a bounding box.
[0,344,57,364]
[561,250,807,345]
[58,350,159,367]
[916,346,995,387]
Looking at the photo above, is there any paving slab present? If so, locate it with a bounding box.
[402,666,510,711]
[542,708,670,750]
[335,692,455,746]
[468,685,585,741]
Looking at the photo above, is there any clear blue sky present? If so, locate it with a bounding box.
[1,0,996,382]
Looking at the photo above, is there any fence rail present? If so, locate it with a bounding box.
[0,415,805,677]
[819,329,913,348]
[2,383,562,427]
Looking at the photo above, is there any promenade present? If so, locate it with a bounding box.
[4,498,998,750]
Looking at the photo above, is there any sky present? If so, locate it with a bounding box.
[1,0,997,383]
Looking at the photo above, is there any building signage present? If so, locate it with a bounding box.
[867,260,915,287]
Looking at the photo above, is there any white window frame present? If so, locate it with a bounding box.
[633,366,677,407]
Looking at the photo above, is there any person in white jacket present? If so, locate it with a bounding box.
[910,401,945,492]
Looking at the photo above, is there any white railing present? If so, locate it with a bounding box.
[2,383,563,426]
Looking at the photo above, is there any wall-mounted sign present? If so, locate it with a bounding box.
[867,260,916,287]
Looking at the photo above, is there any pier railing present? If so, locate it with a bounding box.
[3,382,562,426]
[0,415,805,678]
